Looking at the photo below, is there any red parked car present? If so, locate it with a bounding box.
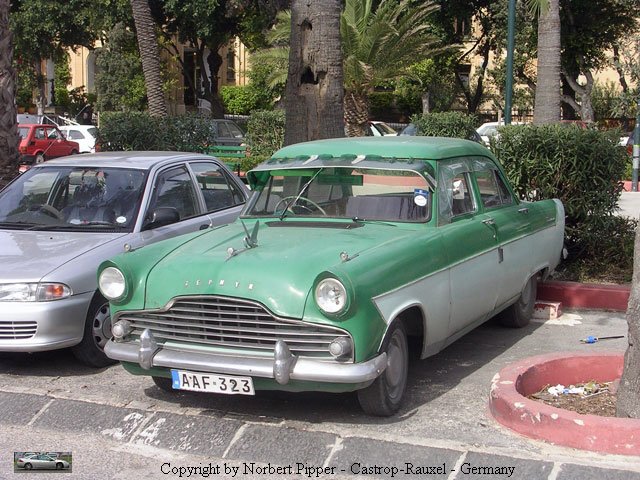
[18,124,80,170]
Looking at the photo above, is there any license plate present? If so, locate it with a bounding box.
[170,370,255,395]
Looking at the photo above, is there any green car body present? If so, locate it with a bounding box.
[101,137,564,415]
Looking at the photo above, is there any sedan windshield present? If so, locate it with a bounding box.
[0,166,147,231]
[244,167,431,222]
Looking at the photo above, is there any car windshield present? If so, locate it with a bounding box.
[0,166,147,231]
[244,167,431,223]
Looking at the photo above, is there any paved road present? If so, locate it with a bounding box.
[618,191,640,219]
[0,310,638,479]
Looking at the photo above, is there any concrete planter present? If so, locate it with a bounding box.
[489,352,640,456]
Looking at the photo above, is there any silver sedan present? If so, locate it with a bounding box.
[0,152,248,367]
[16,454,70,470]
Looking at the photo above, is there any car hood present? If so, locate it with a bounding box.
[143,220,418,318]
[0,229,128,282]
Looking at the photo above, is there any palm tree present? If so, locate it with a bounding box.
[527,0,561,124]
[284,0,344,145]
[255,0,441,137]
[130,0,167,117]
[0,0,19,187]
[341,0,440,136]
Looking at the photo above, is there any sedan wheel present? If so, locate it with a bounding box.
[24,463,32,470]
[71,293,117,368]
[498,275,537,328]
[357,322,408,416]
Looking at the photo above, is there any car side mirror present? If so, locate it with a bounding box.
[143,207,180,230]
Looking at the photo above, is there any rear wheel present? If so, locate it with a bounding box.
[71,293,117,368]
[70,150,78,155]
[498,275,537,328]
[56,463,64,470]
[357,322,408,416]
[152,376,175,393]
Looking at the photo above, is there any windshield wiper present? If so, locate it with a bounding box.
[278,168,324,221]
[0,221,40,229]
[351,217,397,227]
[27,222,124,231]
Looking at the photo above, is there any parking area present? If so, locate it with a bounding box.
[0,309,638,478]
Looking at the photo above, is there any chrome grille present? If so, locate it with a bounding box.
[116,296,351,359]
[0,321,37,339]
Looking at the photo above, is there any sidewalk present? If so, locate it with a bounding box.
[0,310,638,479]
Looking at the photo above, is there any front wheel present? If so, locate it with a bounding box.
[498,275,537,328]
[35,153,45,163]
[152,376,175,393]
[357,322,408,416]
[71,293,117,368]
[24,463,32,470]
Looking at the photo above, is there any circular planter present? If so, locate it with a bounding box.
[489,351,640,456]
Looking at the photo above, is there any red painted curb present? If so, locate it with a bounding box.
[538,280,630,311]
[489,352,640,456]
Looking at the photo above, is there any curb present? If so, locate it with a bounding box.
[538,280,630,311]
[489,351,640,456]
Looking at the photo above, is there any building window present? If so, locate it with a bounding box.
[226,48,236,83]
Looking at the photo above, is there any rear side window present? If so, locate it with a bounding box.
[190,162,245,213]
[473,159,514,208]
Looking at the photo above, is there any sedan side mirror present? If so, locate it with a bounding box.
[142,207,180,230]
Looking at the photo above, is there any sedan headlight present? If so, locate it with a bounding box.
[99,267,126,301]
[0,283,71,302]
[315,278,348,315]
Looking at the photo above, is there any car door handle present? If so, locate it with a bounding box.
[518,207,529,214]
[199,224,209,230]
[482,218,496,226]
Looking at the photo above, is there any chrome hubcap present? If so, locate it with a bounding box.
[384,332,407,401]
[92,302,112,348]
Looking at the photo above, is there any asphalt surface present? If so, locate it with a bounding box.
[0,309,638,479]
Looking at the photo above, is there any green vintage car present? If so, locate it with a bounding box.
[100,137,564,416]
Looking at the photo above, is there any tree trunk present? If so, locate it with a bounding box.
[34,60,45,116]
[0,0,19,188]
[533,0,561,125]
[130,0,167,117]
[344,92,369,137]
[617,226,640,418]
[205,49,225,119]
[421,91,430,115]
[284,0,344,146]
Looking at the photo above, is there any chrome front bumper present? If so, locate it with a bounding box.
[105,329,387,385]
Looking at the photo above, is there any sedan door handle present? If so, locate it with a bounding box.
[518,207,529,214]
[199,224,209,230]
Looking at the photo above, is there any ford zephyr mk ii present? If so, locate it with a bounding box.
[100,137,564,415]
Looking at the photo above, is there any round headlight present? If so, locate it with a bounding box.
[99,267,126,300]
[315,278,348,314]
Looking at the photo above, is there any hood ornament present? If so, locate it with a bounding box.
[226,220,259,261]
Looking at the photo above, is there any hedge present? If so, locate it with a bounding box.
[491,124,635,281]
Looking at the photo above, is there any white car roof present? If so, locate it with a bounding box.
[33,151,219,170]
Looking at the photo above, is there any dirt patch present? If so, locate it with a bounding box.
[528,381,617,417]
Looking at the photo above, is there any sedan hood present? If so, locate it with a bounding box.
[0,229,128,282]
[144,220,417,318]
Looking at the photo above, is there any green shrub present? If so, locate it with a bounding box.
[492,124,635,281]
[98,112,221,152]
[246,110,285,158]
[411,111,478,139]
[369,92,396,120]
[220,86,261,115]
